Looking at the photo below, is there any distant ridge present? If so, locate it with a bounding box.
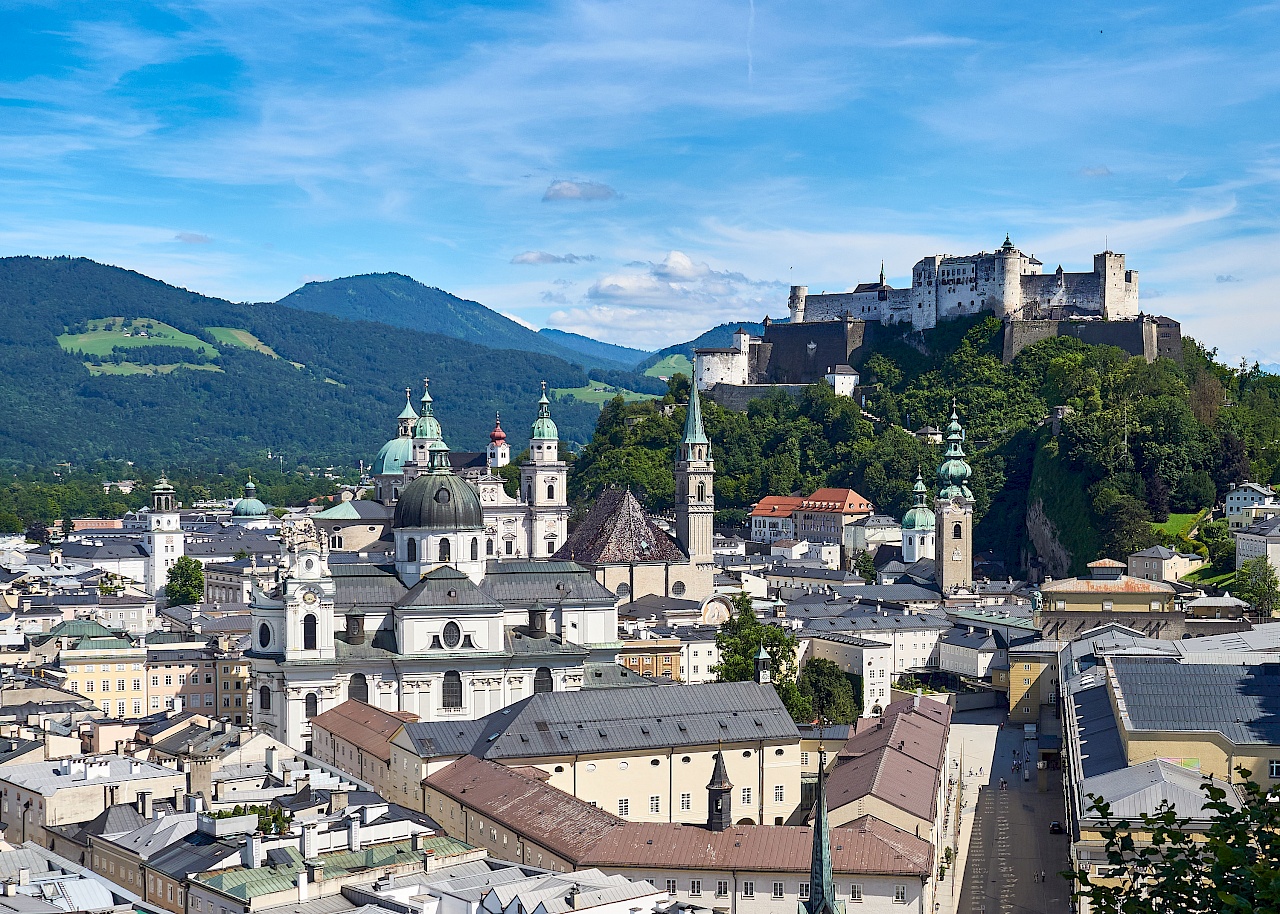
[537,328,649,367]
[636,321,768,373]
[278,273,633,372]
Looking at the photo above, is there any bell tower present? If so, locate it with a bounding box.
[145,478,185,597]
[706,744,732,832]
[935,404,974,592]
[674,385,715,564]
[521,383,569,557]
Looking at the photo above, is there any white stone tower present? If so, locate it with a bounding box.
[145,478,185,597]
[674,384,715,564]
[520,383,569,558]
[486,414,510,469]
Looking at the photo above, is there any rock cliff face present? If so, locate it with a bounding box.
[1026,497,1071,579]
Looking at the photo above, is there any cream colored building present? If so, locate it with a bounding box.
[1036,559,1179,640]
[1127,545,1204,583]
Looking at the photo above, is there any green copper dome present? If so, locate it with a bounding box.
[414,379,442,441]
[392,464,483,531]
[937,406,973,500]
[231,480,268,518]
[901,471,936,531]
[531,382,558,441]
[372,436,414,476]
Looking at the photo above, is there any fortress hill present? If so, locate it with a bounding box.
[696,236,1181,403]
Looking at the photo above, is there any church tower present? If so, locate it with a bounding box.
[409,379,443,476]
[802,734,841,914]
[901,470,936,564]
[934,405,974,592]
[486,414,510,469]
[674,385,715,564]
[520,383,569,557]
[145,478,184,597]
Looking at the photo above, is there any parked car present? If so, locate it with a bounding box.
[1049,820,1064,834]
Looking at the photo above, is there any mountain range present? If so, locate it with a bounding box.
[0,257,653,468]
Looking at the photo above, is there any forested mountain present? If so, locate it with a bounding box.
[537,328,649,366]
[0,257,602,468]
[278,273,632,371]
[573,316,1274,578]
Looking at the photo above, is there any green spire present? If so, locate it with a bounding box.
[397,387,418,421]
[414,378,442,441]
[902,467,936,531]
[937,401,973,500]
[682,383,709,447]
[804,736,841,914]
[530,381,559,441]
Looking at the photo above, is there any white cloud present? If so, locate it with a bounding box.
[542,180,617,202]
[175,232,212,244]
[511,250,597,264]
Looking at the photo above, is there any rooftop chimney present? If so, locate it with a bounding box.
[296,871,308,902]
[347,815,361,852]
[137,791,152,819]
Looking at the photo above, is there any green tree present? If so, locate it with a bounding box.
[164,555,205,607]
[797,658,859,723]
[713,594,812,722]
[1072,772,1280,913]
[1232,556,1280,615]
[853,550,877,582]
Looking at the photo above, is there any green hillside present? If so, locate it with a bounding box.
[278,273,632,372]
[537,328,649,367]
[636,321,765,374]
[0,257,604,467]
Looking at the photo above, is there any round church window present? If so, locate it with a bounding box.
[443,621,462,649]
[671,581,686,596]
[258,623,270,649]
[435,488,451,504]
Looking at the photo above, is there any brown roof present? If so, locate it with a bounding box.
[580,817,930,876]
[824,746,939,823]
[425,756,623,860]
[866,695,952,730]
[308,700,418,764]
[1087,558,1126,568]
[750,496,805,518]
[1040,575,1175,595]
[839,705,947,771]
[553,488,686,565]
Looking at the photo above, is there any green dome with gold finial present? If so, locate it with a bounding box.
[902,470,936,531]
[413,378,442,441]
[937,404,973,500]
[231,479,269,518]
[531,381,558,441]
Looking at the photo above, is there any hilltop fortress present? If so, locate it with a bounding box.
[696,237,1180,402]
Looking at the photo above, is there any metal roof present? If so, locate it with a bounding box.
[478,561,617,606]
[1079,759,1240,824]
[1065,672,1127,779]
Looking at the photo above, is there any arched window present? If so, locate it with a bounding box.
[486,539,494,556]
[406,538,417,562]
[259,686,271,711]
[329,534,343,550]
[302,614,317,651]
[534,667,553,694]
[349,673,368,704]
[470,537,479,561]
[525,484,532,502]
[305,692,318,718]
[697,481,706,500]
[442,671,463,709]
[547,483,555,501]
[258,623,271,649]
[952,522,963,540]
[439,538,451,562]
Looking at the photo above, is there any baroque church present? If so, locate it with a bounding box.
[249,381,719,751]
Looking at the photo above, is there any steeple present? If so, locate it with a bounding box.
[803,731,840,914]
[681,384,709,451]
[937,402,973,500]
[530,381,558,441]
[706,742,733,832]
[879,260,886,286]
[414,379,442,442]
[397,388,418,437]
[754,643,772,684]
[935,400,975,592]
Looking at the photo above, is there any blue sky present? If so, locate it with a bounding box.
[2,1,1278,355]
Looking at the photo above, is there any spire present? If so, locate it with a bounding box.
[937,401,973,500]
[682,384,709,447]
[879,260,886,286]
[414,379,442,441]
[707,742,732,790]
[706,740,733,832]
[531,381,559,441]
[804,728,839,914]
[397,387,418,421]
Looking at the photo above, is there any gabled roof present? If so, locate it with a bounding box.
[798,488,873,515]
[478,561,617,605]
[311,500,393,522]
[552,488,686,565]
[396,566,500,610]
[750,496,806,518]
[1080,759,1240,824]
[1040,574,1174,595]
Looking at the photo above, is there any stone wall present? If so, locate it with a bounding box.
[1001,316,1181,364]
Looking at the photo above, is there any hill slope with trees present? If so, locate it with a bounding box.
[0,256,603,468]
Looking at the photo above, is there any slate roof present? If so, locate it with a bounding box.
[1065,670,1127,779]
[579,663,666,689]
[552,488,686,565]
[311,500,393,522]
[401,681,798,761]
[426,756,624,860]
[478,561,617,606]
[1109,657,1280,746]
[330,563,408,608]
[397,567,501,609]
[839,583,942,603]
[940,628,1004,651]
[1130,546,1200,561]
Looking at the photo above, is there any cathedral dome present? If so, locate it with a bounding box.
[393,470,483,531]
[372,436,413,476]
[231,481,269,518]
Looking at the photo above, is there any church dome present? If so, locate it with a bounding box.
[901,471,935,531]
[490,415,507,444]
[231,481,269,518]
[372,436,413,476]
[531,383,558,441]
[393,470,483,531]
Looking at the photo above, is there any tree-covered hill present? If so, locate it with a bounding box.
[0,256,602,468]
[537,328,649,367]
[277,273,633,372]
[572,316,1277,577]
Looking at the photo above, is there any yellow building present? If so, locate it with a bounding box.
[1006,639,1065,720]
[61,633,149,719]
[616,634,682,681]
[1036,560,1179,640]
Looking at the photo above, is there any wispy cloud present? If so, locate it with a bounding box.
[1080,165,1112,177]
[175,232,212,244]
[511,250,597,264]
[543,181,617,202]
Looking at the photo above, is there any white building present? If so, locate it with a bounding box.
[1235,514,1280,573]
